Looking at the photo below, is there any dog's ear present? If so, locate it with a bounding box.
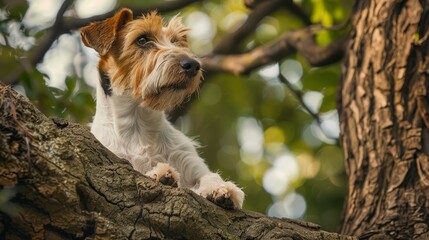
[80,8,133,55]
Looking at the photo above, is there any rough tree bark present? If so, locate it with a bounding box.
[0,84,354,239]
[338,0,429,239]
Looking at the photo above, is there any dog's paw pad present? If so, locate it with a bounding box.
[203,183,244,210]
[207,191,234,209]
[159,171,178,187]
[145,163,180,187]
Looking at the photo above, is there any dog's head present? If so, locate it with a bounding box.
[81,8,202,111]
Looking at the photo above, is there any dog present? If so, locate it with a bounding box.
[80,8,244,209]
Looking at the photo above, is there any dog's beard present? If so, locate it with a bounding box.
[140,65,201,111]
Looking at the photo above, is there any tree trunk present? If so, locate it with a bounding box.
[0,84,354,239]
[338,0,429,239]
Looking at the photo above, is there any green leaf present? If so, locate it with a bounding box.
[315,29,333,46]
[72,92,95,107]
[301,68,338,92]
[48,86,64,96]
[319,87,337,112]
[65,77,77,95]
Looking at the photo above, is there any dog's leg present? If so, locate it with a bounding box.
[191,173,244,210]
[145,163,180,187]
[169,145,244,209]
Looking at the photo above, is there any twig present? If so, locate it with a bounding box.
[278,73,340,140]
[278,73,322,125]
[215,0,311,54]
[214,0,284,54]
[286,1,311,25]
[64,0,201,30]
[4,0,75,85]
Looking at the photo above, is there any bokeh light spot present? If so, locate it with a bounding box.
[280,59,303,85]
[237,117,263,165]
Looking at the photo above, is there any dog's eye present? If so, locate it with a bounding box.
[136,35,151,47]
[171,37,179,43]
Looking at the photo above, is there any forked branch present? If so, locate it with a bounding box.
[203,26,348,75]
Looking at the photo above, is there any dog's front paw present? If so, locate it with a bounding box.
[200,182,244,210]
[145,163,180,187]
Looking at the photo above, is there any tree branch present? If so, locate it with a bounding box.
[214,0,284,54]
[215,0,311,54]
[203,26,348,75]
[243,0,310,23]
[0,83,354,239]
[278,73,322,125]
[64,0,201,30]
[168,25,347,122]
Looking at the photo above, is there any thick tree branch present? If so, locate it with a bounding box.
[0,83,354,239]
[203,26,347,75]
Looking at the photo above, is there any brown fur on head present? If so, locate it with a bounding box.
[80,8,202,111]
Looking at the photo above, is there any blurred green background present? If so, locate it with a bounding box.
[0,0,352,232]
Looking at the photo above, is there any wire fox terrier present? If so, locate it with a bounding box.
[80,8,244,209]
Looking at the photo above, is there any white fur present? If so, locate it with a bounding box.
[91,83,244,209]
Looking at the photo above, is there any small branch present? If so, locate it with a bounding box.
[278,73,321,125]
[203,26,348,75]
[31,0,74,65]
[243,0,310,24]
[287,2,311,25]
[4,0,74,85]
[243,0,261,9]
[278,73,340,140]
[54,0,73,27]
[214,0,284,54]
[64,0,201,30]
[215,0,311,54]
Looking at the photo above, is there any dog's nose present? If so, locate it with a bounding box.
[180,58,201,76]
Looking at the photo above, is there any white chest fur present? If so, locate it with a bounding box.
[91,84,204,186]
